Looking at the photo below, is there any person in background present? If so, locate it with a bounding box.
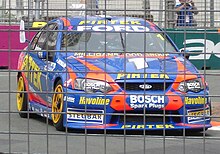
[175,0,198,27]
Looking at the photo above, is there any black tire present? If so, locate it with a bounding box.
[52,80,65,131]
[16,75,28,118]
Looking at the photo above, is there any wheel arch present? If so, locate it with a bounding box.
[17,72,22,80]
[53,77,63,90]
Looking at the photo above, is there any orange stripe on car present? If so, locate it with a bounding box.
[76,58,121,92]
[84,124,118,129]
[21,72,49,106]
[61,17,71,26]
[67,67,77,88]
[76,58,115,83]
[176,123,206,128]
[211,121,220,126]
[21,72,34,102]
[76,58,132,111]
[164,58,197,110]
[172,58,197,90]
[164,91,183,110]
[110,92,133,111]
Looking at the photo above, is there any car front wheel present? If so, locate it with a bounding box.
[52,81,64,131]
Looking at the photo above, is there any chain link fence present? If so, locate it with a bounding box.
[0,0,220,27]
[0,0,220,154]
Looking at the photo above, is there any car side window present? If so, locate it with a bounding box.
[30,31,41,50]
[45,26,58,50]
[30,24,57,51]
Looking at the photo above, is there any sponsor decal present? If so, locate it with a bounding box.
[56,58,66,68]
[183,39,220,60]
[47,96,52,103]
[130,95,164,109]
[22,55,42,91]
[187,108,210,123]
[79,97,110,105]
[77,25,150,32]
[64,79,73,87]
[128,58,148,69]
[185,97,206,105]
[121,124,175,129]
[44,62,56,71]
[67,108,104,124]
[117,73,169,79]
[73,52,168,58]
[30,104,50,118]
[139,84,152,90]
[79,20,142,25]
[64,96,75,103]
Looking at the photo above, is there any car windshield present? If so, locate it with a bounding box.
[61,32,178,53]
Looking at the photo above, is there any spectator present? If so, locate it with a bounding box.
[175,0,198,27]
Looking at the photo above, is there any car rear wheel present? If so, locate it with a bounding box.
[16,75,28,118]
[52,81,64,131]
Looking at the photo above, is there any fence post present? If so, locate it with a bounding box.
[210,0,214,27]
[166,0,175,28]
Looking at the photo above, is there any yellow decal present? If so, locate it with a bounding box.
[79,20,141,25]
[22,55,42,91]
[188,109,210,117]
[156,34,165,41]
[150,73,169,79]
[117,73,169,79]
[185,97,206,105]
[79,97,110,105]
[32,22,47,28]
[117,73,141,79]
[121,124,175,129]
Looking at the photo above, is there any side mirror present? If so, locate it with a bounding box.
[37,51,47,59]
[180,49,190,60]
[19,20,26,43]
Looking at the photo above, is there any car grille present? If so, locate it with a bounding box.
[116,82,172,91]
[118,111,181,124]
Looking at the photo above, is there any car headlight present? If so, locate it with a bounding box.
[178,78,204,92]
[74,78,112,93]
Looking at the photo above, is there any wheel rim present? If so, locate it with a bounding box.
[52,85,63,124]
[17,76,25,111]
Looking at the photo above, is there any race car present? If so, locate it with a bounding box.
[17,15,211,131]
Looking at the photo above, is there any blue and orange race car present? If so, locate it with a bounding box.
[17,16,211,131]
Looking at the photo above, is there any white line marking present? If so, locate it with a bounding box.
[209,126,220,131]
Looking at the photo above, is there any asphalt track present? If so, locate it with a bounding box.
[0,71,220,154]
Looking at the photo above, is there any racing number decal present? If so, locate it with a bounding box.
[128,58,148,70]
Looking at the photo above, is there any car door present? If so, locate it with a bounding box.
[27,23,58,105]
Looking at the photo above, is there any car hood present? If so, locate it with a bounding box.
[66,54,198,81]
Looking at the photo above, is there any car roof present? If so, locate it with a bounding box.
[56,15,161,32]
